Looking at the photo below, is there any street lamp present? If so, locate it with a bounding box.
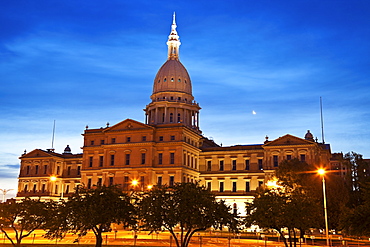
[0,189,13,203]
[50,176,64,199]
[318,168,329,247]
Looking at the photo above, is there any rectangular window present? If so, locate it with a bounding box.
[55,185,58,194]
[67,166,71,175]
[90,140,95,145]
[273,155,279,167]
[245,160,250,170]
[100,140,105,145]
[142,136,147,141]
[207,181,211,190]
[65,185,70,194]
[207,160,212,171]
[125,153,130,165]
[232,181,237,192]
[300,154,306,162]
[33,184,37,193]
[41,184,46,193]
[99,156,104,167]
[56,166,60,175]
[110,155,115,166]
[123,176,129,190]
[109,177,114,186]
[141,153,146,165]
[159,136,164,141]
[43,165,47,174]
[24,185,28,192]
[170,153,175,164]
[158,153,163,165]
[35,165,39,175]
[98,178,102,186]
[287,155,292,160]
[219,182,224,192]
[77,166,81,175]
[258,159,263,170]
[87,179,92,189]
[111,138,116,144]
[140,176,145,189]
[157,176,162,186]
[126,137,131,142]
[171,135,175,141]
[232,160,237,171]
[89,157,93,167]
[26,165,30,175]
[219,160,224,171]
[259,181,263,187]
[245,181,250,192]
[169,176,175,186]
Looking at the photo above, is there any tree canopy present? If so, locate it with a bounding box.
[44,185,136,247]
[137,182,238,247]
[0,198,50,247]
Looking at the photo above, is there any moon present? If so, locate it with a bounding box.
[252,110,257,115]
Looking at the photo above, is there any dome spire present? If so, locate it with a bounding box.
[167,12,181,61]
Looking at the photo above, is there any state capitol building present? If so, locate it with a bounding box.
[16,15,336,215]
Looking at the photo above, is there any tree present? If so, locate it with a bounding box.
[138,182,238,247]
[0,198,49,247]
[246,159,322,247]
[45,185,136,247]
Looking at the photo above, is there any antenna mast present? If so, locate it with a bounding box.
[320,97,325,144]
[51,120,56,150]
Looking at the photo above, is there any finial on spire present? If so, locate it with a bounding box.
[167,13,181,60]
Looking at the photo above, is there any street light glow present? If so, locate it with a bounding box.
[147,185,153,190]
[318,168,326,175]
[50,176,57,181]
[131,180,138,186]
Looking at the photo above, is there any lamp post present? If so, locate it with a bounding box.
[50,176,64,199]
[318,169,329,246]
[0,189,13,203]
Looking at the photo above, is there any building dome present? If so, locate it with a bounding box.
[153,59,192,95]
[304,130,314,142]
[63,145,72,154]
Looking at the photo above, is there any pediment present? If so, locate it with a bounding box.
[105,119,154,132]
[264,134,315,147]
[21,149,58,158]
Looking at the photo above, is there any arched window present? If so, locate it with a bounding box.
[177,113,181,123]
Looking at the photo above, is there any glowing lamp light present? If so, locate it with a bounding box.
[131,180,138,186]
[147,185,153,190]
[50,176,57,181]
[318,168,326,175]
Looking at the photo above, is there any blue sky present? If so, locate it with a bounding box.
[1,0,370,199]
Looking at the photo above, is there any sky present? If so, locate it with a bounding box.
[1,0,370,199]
